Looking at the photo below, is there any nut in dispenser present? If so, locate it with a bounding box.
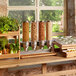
[39,21,45,50]
[31,21,37,50]
[46,21,52,49]
[23,21,29,51]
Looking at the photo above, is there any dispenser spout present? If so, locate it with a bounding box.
[39,41,45,50]
[31,41,37,51]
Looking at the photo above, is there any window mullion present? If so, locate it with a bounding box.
[35,0,39,21]
[39,6,63,10]
[8,6,36,10]
[35,0,40,40]
[64,0,68,36]
[7,0,9,16]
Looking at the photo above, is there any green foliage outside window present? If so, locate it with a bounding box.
[40,0,63,6]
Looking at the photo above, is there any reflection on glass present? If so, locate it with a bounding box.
[40,0,64,6]
[9,0,35,6]
[9,10,35,40]
[40,10,63,21]
[40,10,64,32]
[9,10,35,23]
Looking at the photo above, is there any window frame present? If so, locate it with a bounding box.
[7,0,67,36]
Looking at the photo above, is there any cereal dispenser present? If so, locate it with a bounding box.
[31,21,37,50]
[39,21,45,50]
[23,21,29,51]
[46,21,52,49]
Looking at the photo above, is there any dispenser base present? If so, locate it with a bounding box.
[20,49,56,58]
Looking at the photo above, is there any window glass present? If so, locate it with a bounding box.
[40,0,64,6]
[40,10,64,32]
[9,0,35,6]
[9,10,35,23]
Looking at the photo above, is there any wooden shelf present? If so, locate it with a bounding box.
[0,28,20,60]
[21,52,56,58]
[20,50,56,58]
[0,53,19,59]
[0,31,19,37]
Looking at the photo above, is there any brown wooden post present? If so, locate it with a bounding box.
[18,34,20,60]
[51,42,55,52]
[64,0,68,36]
[14,36,17,43]
[67,0,75,36]
[42,64,47,74]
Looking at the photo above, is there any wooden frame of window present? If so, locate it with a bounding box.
[64,0,68,36]
[7,0,67,36]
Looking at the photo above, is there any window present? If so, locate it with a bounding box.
[8,0,65,39]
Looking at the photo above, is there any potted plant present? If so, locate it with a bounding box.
[10,41,19,54]
[0,16,19,33]
[1,37,8,54]
[14,41,19,53]
[0,37,8,54]
[10,43,14,54]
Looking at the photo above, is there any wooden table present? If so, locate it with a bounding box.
[0,56,76,69]
[0,56,76,76]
